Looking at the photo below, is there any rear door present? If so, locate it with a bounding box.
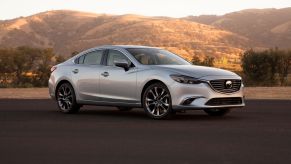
[72,49,105,102]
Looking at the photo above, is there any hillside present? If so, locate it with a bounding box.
[184,7,291,49]
[0,10,251,69]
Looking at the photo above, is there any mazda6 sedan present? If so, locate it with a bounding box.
[49,45,245,119]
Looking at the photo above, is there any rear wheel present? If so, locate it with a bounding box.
[204,108,230,116]
[142,82,174,119]
[56,83,80,113]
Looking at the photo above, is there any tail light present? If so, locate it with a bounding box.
[50,66,57,72]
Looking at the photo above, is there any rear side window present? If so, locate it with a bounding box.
[78,55,85,64]
[77,50,103,65]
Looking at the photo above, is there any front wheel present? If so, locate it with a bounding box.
[56,83,80,113]
[142,82,174,119]
[204,108,230,116]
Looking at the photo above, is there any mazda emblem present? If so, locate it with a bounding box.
[225,80,233,89]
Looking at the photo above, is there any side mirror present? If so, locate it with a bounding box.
[114,59,130,71]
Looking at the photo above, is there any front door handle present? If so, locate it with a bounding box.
[72,69,79,74]
[101,72,109,77]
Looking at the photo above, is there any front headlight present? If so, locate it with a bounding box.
[170,74,202,84]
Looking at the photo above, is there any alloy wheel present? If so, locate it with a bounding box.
[57,84,73,111]
[145,85,171,117]
[56,83,80,113]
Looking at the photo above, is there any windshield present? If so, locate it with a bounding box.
[126,48,190,65]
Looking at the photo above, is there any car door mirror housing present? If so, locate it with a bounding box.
[114,59,130,71]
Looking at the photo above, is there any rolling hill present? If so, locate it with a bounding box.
[184,7,291,49]
[1,8,290,70]
[0,10,251,68]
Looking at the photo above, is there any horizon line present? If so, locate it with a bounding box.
[1,7,290,21]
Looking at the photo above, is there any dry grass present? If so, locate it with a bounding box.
[244,87,291,100]
[0,87,291,100]
[0,88,49,99]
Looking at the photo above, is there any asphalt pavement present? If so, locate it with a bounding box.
[0,99,291,164]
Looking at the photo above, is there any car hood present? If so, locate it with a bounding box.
[150,65,239,79]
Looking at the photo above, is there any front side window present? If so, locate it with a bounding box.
[107,50,131,66]
[126,48,190,65]
[83,50,103,65]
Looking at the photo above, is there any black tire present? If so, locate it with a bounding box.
[142,82,175,119]
[204,108,230,116]
[117,107,133,111]
[56,83,80,113]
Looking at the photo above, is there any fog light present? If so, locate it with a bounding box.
[181,97,196,105]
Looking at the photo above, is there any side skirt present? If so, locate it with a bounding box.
[77,99,142,108]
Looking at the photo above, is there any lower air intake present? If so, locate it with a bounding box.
[205,97,243,106]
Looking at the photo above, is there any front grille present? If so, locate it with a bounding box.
[205,97,243,106]
[209,79,241,93]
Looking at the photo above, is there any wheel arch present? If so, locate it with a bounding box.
[140,79,168,104]
[55,80,74,99]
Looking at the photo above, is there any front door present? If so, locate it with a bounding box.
[99,49,138,104]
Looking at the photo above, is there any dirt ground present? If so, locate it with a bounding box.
[244,87,291,100]
[0,88,50,99]
[0,87,290,100]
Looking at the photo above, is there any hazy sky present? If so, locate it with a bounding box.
[1,0,291,20]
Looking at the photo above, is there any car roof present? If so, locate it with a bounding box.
[70,45,161,63]
[93,45,160,50]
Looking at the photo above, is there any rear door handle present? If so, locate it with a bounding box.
[101,72,109,77]
[72,69,79,74]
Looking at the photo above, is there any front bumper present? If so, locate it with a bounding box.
[169,82,245,111]
[48,75,56,99]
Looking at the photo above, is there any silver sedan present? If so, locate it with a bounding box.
[49,45,245,119]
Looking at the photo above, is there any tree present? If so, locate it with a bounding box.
[191,55,214,67]
[267,48,280,83]
[12,46,41,86]
[277,50,291,86]
[34,48,55,87]
[0,46,64,88]
[201,56,214,67]
[71,51,79,57]
[191,56,201,65]
[55,55,65,63]
[241,49,273,86]
[241,48,291,86]
[0,48,14,87]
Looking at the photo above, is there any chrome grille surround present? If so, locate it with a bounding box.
[208,79,241,94]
